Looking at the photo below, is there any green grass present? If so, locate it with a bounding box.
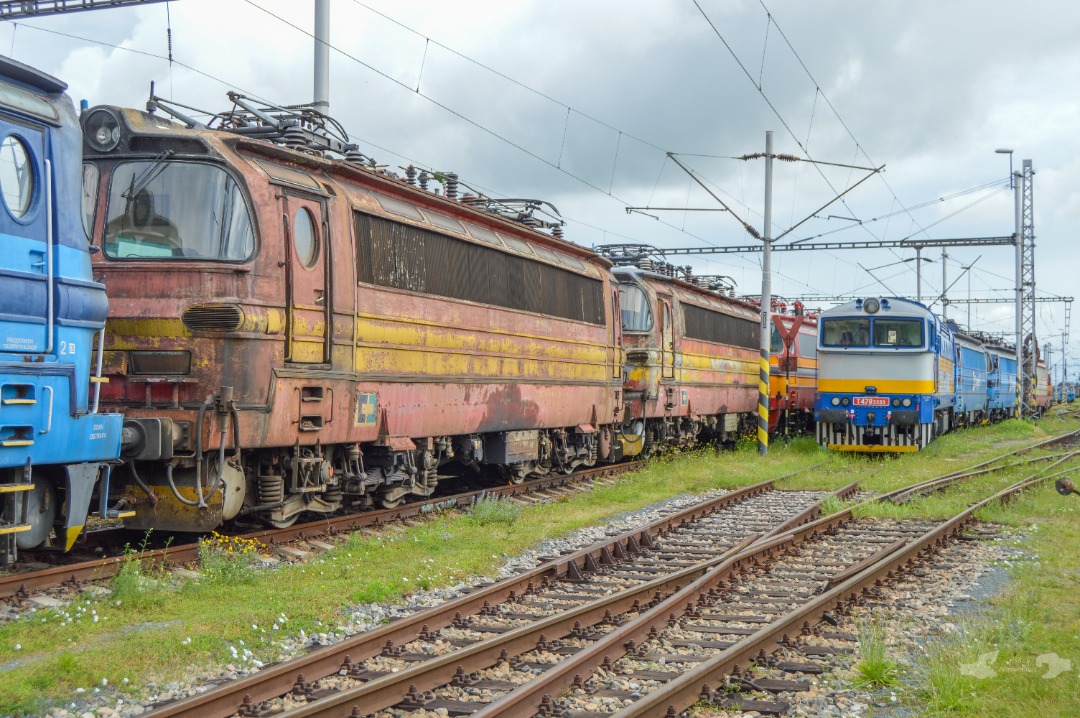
[0,415,1076,715]
[908,481,1080,717]
[466,494,524,529]
[852,614,902,689]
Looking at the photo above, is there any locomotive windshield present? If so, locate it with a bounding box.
[821,317,923,348]
[102,161,255,261]
[873,318,922,347]
[619,283,653,332]
[822,318,869,347]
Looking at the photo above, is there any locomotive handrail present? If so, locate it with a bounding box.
[91,328,104,413]
[40,385,52,433]
[44,158,54,353]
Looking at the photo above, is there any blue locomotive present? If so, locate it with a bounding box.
[0,56,122,562]
[814,297,1017,452]
[985,342,1020,422]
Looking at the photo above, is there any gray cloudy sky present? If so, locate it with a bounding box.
[8,0,1079,375]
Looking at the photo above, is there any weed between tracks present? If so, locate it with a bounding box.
[0,417,1077,715]
[853,615,902,689]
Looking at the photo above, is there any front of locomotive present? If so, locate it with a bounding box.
[82,106,261,531]
[611,268,659,459]
[815,297,947,452]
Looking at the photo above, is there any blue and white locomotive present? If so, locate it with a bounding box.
[815,297,953,451]
[814,297,1017,452]
[985,341,1020,422]
[0,56,122,562]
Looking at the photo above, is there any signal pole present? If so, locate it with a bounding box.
[757,131,774,456]
[655,147,879,458]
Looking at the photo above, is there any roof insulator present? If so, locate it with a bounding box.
[445,172,459,201]
[405,165,417,186]
[283,125,307,148]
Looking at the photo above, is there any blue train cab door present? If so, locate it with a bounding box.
[0,116,50,356]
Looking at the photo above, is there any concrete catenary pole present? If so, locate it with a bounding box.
[757,131,774,456]
[916,248,923,303]
[314,0,330,113]
[941,250,948,319]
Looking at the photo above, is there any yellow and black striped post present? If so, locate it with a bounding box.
[757,348,770,454]
[757,131,774,456]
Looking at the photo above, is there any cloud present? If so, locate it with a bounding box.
[9,0,1080,357]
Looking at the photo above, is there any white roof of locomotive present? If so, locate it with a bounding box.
[818,297,935,321]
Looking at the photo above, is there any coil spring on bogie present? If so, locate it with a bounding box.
[257,474,285,505]
[321,486,343,505]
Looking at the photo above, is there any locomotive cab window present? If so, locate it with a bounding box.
[103,161,255,261]
[619,283,653,332]
[821,318,869,347]
[0,134,33,219]
[82,163,98,239]
[873,318,922,347]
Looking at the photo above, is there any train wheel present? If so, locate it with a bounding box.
[16,480,57,550]
[267,514,299,529]
[378,496,404,510]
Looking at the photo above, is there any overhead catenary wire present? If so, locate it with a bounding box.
[10,2,1029,318]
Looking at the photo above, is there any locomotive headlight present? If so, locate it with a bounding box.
[902,397,912,407]
[863,297,881,314]
[831,397,840,406]
[84,109,121,152]
[892,398,901,407]
[841,397,850,406]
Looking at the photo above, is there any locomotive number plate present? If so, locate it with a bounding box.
[852,396,889,407]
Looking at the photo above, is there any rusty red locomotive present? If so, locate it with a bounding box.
[82,95,761,532]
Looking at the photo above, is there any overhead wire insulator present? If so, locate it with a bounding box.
[776,154,800,162]
[744,223,762,240]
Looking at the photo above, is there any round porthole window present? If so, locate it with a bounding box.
[0,135,33,219]
[293,207,317,267]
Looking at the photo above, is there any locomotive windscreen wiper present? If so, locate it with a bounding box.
[121,149,175,200]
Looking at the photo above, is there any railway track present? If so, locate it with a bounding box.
[0,462,642,601]
[7,427,1077,603]
[137,430,1080,718]
[139,479,857,718]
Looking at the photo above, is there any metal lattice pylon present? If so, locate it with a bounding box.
[0,0,171,19]
[1020,160,1037,414]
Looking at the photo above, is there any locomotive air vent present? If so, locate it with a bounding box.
[182,303,244,332]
